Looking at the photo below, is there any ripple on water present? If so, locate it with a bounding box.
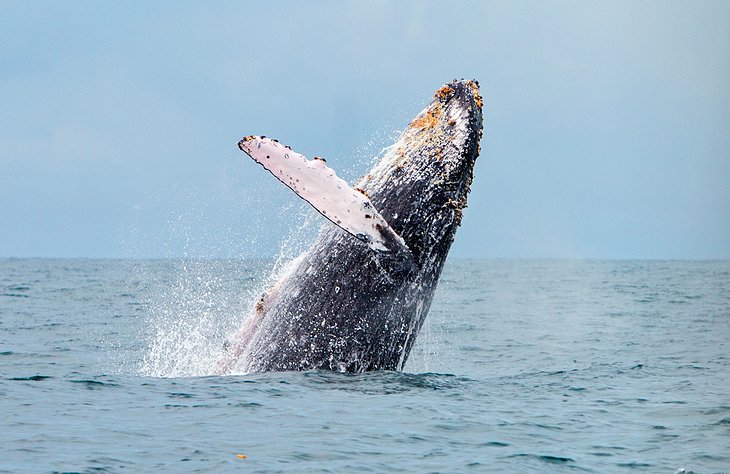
[8,375,52,381]
[68,379,120,390]
[480,441,510,447]
[507,453,576,465]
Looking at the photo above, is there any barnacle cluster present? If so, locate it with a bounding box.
[409,102,443,130]
[435,84,455,100]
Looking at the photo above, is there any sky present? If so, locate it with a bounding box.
[1,1,728,259]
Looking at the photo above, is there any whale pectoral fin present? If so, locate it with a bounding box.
[238,135,411,255]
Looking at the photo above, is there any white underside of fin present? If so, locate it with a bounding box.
[239,136,407,253]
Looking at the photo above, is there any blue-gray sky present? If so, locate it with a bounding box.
[2,1,729,259]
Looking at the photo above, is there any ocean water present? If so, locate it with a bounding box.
[1,258,728,473]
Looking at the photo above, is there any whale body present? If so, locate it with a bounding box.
[220,79,484,373]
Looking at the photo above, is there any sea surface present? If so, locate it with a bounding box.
[1,258,728,473]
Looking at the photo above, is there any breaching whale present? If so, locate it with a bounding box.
[219,79,483,373]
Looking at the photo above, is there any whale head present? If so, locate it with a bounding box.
[360,79,484,267]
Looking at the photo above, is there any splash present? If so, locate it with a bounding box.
[137,259,257,377]
[135,126,405,377]
[134,191,324,377]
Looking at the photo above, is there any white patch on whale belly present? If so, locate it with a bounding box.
[238,136,407,253]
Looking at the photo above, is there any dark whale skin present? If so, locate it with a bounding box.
[227,80,484,373]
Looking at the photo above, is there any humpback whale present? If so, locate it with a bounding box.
[219,79,483,373]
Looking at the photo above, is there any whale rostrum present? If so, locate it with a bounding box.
[221,79,484,373]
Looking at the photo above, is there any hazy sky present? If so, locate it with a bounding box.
[2,1,728,259]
